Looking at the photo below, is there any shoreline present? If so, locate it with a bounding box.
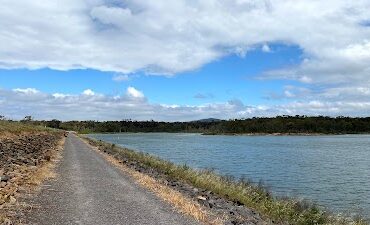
[201,132,369,136]
[202,132,328,136]
[80,131,370,136]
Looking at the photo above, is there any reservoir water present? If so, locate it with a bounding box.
[87,133,370,218]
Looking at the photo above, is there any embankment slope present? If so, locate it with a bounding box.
[0,122,64,224]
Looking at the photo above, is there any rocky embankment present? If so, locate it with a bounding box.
[0,132,64,223]
[85,138,271,225]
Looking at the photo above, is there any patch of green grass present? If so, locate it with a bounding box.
[83,136,368,225]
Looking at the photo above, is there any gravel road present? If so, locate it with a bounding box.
[25,134,200,225]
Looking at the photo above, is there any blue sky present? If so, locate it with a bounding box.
[0,44,302,105]
[1,1,370,121]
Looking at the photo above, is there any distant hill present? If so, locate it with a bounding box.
[192,118,222,123]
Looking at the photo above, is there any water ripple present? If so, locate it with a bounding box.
[88,133,370,219]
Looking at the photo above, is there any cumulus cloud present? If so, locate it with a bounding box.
[1,0,370,117]
[1,87,370,121]
[1,0,369,79]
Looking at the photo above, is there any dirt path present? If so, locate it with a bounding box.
[25,134,199,225]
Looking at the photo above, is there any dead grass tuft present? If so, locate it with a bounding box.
[26,138,64,187]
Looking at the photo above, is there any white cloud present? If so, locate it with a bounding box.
[1,0,370,113]
[1,87,370,121]
[52,93,69,98]
[13,88,39,95]
[261,44,271,53]
[0,0,369,80]
[283,90,295,98]
[82,89,95,96]
[126,86,144,99]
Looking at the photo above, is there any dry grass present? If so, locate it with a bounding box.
[25,137,64,187]
[0,121,48,135]
[85,139,224,225]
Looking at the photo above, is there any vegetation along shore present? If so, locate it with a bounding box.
[20,115,370,135]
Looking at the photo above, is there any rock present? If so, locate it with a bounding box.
[0,181,7,188]
[205,190,213,195]
[0,175,10,182]
[0,131,63,223]
[235,207,256,219]
[208,199,216,208]
[9,195,16,204]
[236,200,244,206]
[1,218,12,225]
[44,154,51,161]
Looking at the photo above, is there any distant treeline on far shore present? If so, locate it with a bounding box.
[7,115,370,135]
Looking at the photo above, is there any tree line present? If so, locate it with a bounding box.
[10,115,370,134]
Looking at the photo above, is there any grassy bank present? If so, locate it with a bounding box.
[0,121,49,134]
[83,136,367,225]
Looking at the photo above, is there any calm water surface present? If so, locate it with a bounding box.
[87,133,370,218]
